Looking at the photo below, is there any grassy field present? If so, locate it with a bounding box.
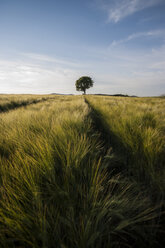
[0,94,53,113]
[0,95,164,247]
[86,96,165,193]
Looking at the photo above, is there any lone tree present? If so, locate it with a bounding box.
[75,76,94,95]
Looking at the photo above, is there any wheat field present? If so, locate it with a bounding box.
[0,95,164,247]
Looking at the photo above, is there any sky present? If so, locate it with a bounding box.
[0,0,165,96]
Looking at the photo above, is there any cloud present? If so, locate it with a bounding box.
[84,41,165,95]
[21,53,82,68]
[0,46,165,96]
[0,58,82,94]
[110,29,165,46]
[0,52,99,94]
[99,0,163,23]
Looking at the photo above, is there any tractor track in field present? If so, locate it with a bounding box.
[85,96,165,247]
[84,97,129,175]
[0,97,51,114]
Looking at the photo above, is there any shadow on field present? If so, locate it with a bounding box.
[85,97,165,248]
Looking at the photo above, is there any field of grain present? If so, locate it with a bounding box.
[0,94,53,113]
[86,96,165,193]
[0,95,164,247]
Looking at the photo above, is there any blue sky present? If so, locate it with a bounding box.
[0,0,165,96]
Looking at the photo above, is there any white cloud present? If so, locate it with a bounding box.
[0,58,82,94]
[0,46,165,96]
[21,53,82,68]
[99,0,163,23]
[110,29,165,46]
[84,42,165,96]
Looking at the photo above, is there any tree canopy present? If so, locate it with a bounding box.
[75,76,94,94]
